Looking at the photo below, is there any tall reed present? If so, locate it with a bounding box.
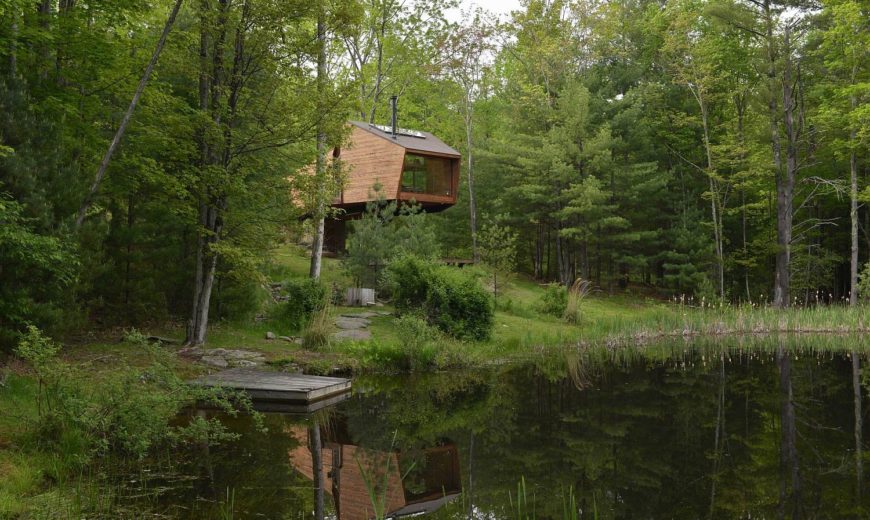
[564,279,593,324]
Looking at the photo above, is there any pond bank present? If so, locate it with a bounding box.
[5,333,870,517]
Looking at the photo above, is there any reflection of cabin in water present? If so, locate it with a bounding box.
[288,425,462,519]
[322,111,461,252]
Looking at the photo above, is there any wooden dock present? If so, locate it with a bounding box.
[192,368,351,405]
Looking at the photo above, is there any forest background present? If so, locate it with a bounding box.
[1,0,868,350]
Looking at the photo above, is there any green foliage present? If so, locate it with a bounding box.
[0,196,78,349]
[14,327,255,464]
[394,314,441,370]
[386,255,494,341]
[282,278,327,331]
[858,262,870,301]
[539,283,568,317]
[479,220,518,304]
[426,269,493,341]
[344,190,440,290]
[384,255,436,313]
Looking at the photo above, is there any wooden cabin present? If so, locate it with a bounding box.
[322,118,461,252]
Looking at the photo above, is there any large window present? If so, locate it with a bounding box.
[401,153,453,196]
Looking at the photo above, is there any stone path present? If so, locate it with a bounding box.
[330,311,390,342]
[178,347,267,368]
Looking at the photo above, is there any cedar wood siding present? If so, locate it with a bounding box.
[338,125,406,205]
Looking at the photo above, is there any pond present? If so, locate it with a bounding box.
[116,337,869,519]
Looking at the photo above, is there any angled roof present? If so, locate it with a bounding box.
[348,120,461,158]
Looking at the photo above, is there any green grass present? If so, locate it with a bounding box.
[232,244,870,372]
[266,245,349,288]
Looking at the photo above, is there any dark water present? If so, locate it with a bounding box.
[123,338,870,519]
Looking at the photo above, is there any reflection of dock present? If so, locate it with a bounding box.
[288,426,462,519]
[192,368,351,404]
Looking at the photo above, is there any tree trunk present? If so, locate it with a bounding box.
[37,0,51,81]
[762,0,787,308]
[193,241,219,345]
[736,95,750,301]
[534,223,544,279]
[309,6,327,279]
[465,99,479,263]
[853,351,863,504]
[186,0,230,346]
[74,0,184,230]
[708,354,726,519]
[777,343,802,519]
[467,431,475,520]
[190,203,223,346]
[9,8,17,76]
[775,25,799,309]
[309,425,325,520]
[695,87,725,300]
[850,84,859,305]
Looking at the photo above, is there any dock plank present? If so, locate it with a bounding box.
[192,368,351,403]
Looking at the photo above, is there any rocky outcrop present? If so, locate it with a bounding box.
[178,347,267,368]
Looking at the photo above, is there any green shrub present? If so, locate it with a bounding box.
[14,327,254,465]
[394,314,440,369]
[539,283,568,316]
[386,256,493,341]
[283,278,327,331]
[426,269,493,341]
[386,255,435,313]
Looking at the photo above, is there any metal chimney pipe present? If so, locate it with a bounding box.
[390,95,398,138]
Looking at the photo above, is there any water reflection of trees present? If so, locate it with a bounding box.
[338,337,869,518]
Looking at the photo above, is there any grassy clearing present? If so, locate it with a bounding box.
[42,244,869,376]
[237,244,870,372]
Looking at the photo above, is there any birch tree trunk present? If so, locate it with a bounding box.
[696,91,725,300]
[309,6,327,279]
[465,98,479,263]
[74,0,184,230]
[309,425,325,520]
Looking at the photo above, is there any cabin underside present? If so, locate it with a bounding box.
[323,200,454,253]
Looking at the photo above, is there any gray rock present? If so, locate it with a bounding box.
[332,329,372,341]
[278,336,295,342]
[233,359,258,367]
[222,350,260,360]
[201,355,229,368]
[178,347,204,358]
[335,317,371,330]
[265,331,277,340]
